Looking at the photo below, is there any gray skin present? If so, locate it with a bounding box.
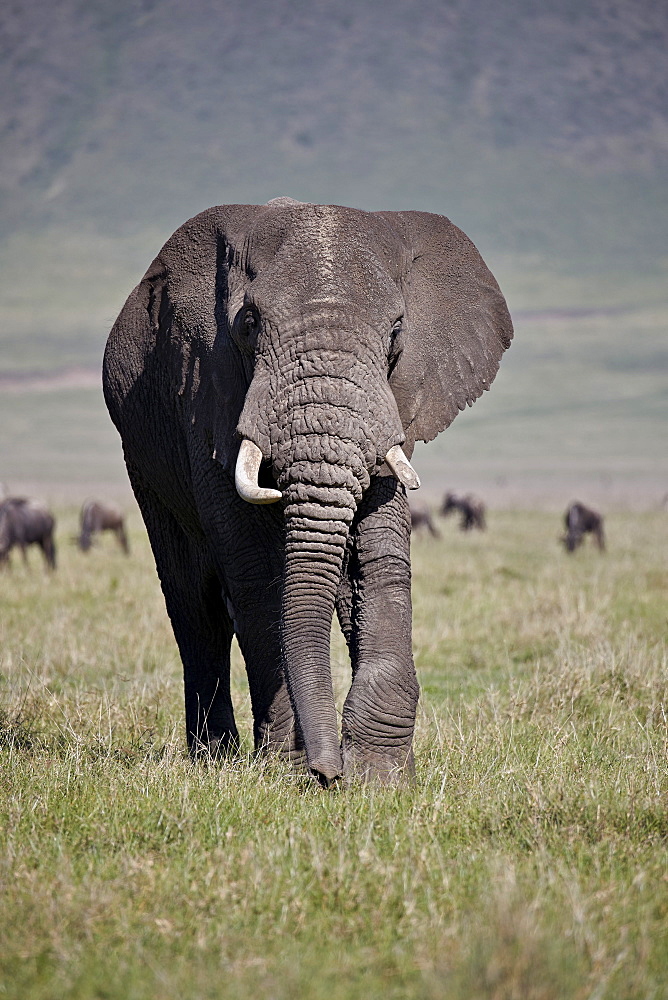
[78,499,129,553]
[440,492,487,531]
[0,497,56,569]
[103,200,513,786]
[562,501,605,552]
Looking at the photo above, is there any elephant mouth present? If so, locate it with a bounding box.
[234,439,420,505]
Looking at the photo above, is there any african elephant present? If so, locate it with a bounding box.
[103,198,513,785]
[78,499,129,553]
[0,496,56,569]
[562,501,605,552]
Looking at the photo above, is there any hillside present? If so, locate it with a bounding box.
[0,0,666,500]
[2,0,667,260]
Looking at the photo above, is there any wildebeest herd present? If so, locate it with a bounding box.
[0,483,606,571]
[0,488,130,569]
[411,494,606,554]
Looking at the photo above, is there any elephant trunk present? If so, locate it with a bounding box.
[234,340,419,783]
[280,481,357,785]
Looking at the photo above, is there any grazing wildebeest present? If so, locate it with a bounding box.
[0,497,57,569]
[78,499,129,553]
[562,502,605,552]
[440,492,486,531]
[410,505,441,538]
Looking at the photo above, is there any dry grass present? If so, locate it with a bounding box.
[1,508,666,999]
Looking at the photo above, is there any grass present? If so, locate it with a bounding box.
[0,386,127,487]
[1,508,667,998]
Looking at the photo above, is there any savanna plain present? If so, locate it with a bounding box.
[1,506,666,999]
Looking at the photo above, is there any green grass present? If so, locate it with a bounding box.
[0,386,127,487]
[1,509,667,998]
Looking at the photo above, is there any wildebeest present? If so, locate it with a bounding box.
[562,501,605,552]
[410,505,441,538]
[78,499,129,553]
[440,492,486,531]
[0,497,57,569]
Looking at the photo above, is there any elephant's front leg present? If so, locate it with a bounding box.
[232,583,304,764]
[337,476,419,783]
[208,486,304,765]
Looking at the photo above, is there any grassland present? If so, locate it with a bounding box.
[1,508,666,999]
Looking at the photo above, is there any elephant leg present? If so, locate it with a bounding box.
[233,592,304,763]
[130,479,238,758]
[206,487,303,763]
[337,476,419,784]
[188,457,302,763]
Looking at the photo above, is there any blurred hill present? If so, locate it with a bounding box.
[2,0,667,258]
[0,0,666,502]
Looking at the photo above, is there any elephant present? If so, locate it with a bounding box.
[562,501,605,552]
[0,496,56,569]
[78,499,129,553]
[440,492,487,531]
[103,198,513,785]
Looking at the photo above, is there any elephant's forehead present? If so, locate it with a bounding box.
[254,238,402,322]
[311,208,340,287]
[247,204,405,288]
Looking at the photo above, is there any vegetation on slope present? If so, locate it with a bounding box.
[2,0,667,261]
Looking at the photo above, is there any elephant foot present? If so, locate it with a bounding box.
[255,712,306,763]
[254,738,309,774]
[189,729,240,762]
[341,740,416,785]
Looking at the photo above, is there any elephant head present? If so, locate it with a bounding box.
[117,199,512,782]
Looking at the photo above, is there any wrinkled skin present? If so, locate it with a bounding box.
[0,497,56,569]
[562,501,605,552]
[103,199,513,785]
[440,492,487,531]
[78,499,129,553]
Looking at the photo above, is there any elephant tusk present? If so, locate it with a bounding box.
[384,445,421,490]
[235,439,282,504]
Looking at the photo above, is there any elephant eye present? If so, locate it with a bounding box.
[242,308,259,335]
[388,317,404,375]
[389,317,403,349]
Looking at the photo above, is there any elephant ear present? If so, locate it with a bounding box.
[378,211,513,457]
[145,202,268,475]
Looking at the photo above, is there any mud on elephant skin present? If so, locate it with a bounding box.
[103,199,513,785]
